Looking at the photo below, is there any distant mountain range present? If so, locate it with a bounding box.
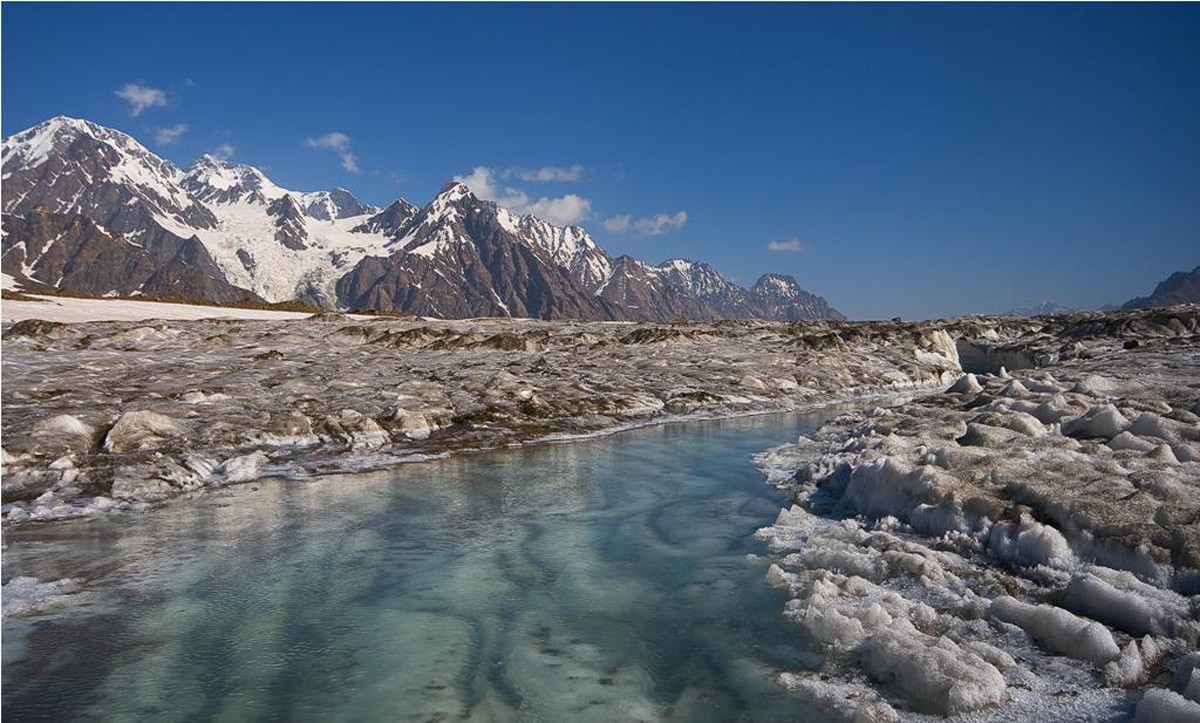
[1,116,842,322]
[1004,301,1078,318]
[1122,265,1200,310]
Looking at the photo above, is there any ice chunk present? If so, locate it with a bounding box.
[990,595,1120,664]
[739,375,768,391]
[391,408,433,440]
[1148,443,1179,464]
[860,628,1007,715]
[216,451,269,484]
[1061,404,1129,440]
[31,414,96,454]
[1174,652,1200,703]
[1022,377,1065,394]
[840,457,955,523]
[947,374,983,394]
[1062,567,1192,638]
[1105,637,1165,687]
[320,409,389,449]
[2,576,80,617]
[778,672,899,722]
[1108,431,1158,453]
[986,514,1075,570]
[1000,379,1030,396]
[104,410,189,453]
[1032,394,1075,424]
[1133,688,1200,723]
[1129,412,1178,442]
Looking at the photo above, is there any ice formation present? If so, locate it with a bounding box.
[755,305,1200,719]
[2,311,965,523]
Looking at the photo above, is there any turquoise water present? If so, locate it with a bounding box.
[2,411,844,722]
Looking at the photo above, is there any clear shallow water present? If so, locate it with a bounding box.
[3,411,845,722]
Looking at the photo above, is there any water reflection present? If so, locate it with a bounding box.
[3,411,846,722]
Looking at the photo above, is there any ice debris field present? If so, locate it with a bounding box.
[756,308,1200,721]
[2,299,1199,721]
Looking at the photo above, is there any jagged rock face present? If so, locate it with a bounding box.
[751,273,845,322]
[181,155,276,206]
[597,257,735,321]
[350,199,421,241]
[0,119,259,301]
[0,209,257,303]
[337,184,626,320]
[303,188,378,221]
[2,117,218,236]
[517,215,613,292]
[265,196,309,251]
[1124,265,1200,310]
[595,260,844,323]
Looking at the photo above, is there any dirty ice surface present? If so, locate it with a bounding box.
[4,411,863,722]
[755,323,1200,722]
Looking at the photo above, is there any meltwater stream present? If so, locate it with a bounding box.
[3,410,850,722]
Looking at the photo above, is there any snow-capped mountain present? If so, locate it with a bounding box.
[2,116,844,321]
[1,116,217,239]
[751,273,846,321]
[179,154,394,306]
[337,182,626,319]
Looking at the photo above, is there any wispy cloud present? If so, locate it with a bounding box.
[604,211,688,237]
[209,143,235,161]
[634,211,688,236]
[115,83,167,116]
[768,237,806,252]
[602,215,631,233]
[305,132,360,174]
[453,166,592,226]
[153,123,189,146]
[514,164,584,183]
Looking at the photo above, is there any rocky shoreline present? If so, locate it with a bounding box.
[754,305,1200,721]
[3,307,1195,529]
[2,312,968,524]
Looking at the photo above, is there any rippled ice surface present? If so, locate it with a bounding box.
[3,411,846,722]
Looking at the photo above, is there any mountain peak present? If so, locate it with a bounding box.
[181,154,296,207]
[2,115,143,172]
[437,180,474,202]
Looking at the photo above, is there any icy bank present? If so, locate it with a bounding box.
[2,313,963,523]
[756,305,1200,720]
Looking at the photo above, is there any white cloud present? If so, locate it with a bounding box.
[603,211,688,236]
[210,143,235,161]
[153,123,189,146]
[454,166,592,226]
[455,167,520,205]
[523,194,592,227]
[115,83,167,116]
[516,164,584,183]
[602,215,631,233]
[768,237,806,252]
[636,211,689,236]
[305,132,360,174]
[305,132,351,153]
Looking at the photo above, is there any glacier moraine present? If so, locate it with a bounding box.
[2,304,1199,721]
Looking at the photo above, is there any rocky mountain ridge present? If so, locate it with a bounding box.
[1123,265,1200,310]
[2,116,842,321]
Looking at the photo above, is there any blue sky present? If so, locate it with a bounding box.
[3,3,1198,319]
